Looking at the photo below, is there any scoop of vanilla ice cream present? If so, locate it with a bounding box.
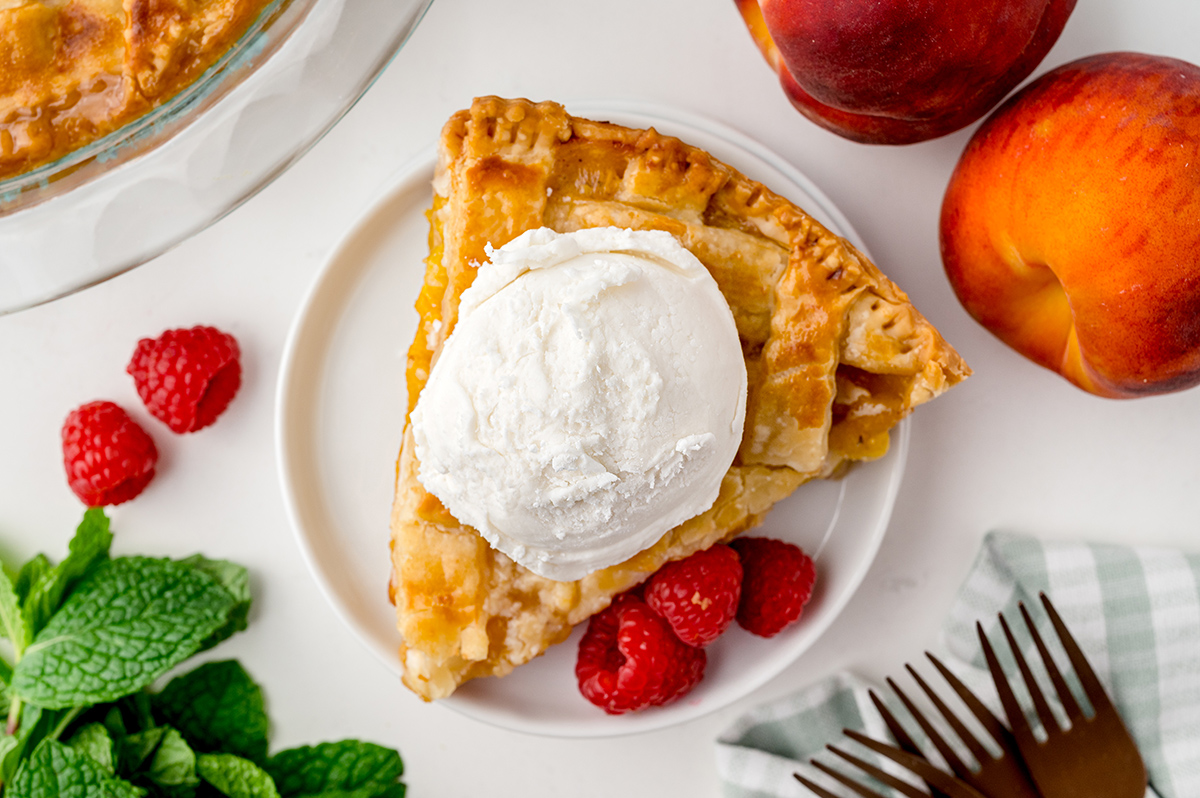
[409,226,747,581]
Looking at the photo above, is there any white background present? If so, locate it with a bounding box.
[2,0,1199,795]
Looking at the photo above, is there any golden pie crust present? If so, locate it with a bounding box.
[0,0,272,179]
[390,97,969,701]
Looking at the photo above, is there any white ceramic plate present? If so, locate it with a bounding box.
[276,103,908,737]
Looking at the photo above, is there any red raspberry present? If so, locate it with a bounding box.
[127,326,241,434]
[730,537,817,638]
[62,401,158,507]
[644,544,742,647]
[576,593,706,714]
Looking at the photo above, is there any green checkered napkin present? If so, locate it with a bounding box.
[717,532,1200,798]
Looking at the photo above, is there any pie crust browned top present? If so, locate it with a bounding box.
[390,96,969,701]
[0,0,273,179]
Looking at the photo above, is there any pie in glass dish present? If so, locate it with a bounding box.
[0,0,275,179]
[389,96,969,701]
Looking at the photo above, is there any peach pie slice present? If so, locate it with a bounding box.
[390,97,969,701]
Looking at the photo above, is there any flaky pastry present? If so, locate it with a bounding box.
[390,97,969,701]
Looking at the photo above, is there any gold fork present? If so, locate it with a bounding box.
[872,656,1039,798]
[795,732,987,798]
[978,592,1147,798]
[795,651,1041,798]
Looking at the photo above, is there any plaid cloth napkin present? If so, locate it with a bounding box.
[716,532,1200,798]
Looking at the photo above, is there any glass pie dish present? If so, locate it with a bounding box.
[0,0,433,315]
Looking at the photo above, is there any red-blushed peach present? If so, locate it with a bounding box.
[734,0,1075,145]
[940,52,1200,397]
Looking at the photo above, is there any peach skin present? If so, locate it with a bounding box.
[941,52,1200,397]
[735,0,1075,145]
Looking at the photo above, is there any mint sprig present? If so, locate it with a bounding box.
[0,509,404,797]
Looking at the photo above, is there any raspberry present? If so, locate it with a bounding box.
[127,326,241,434]
[644,544,742,647]
[62,401,158,507]
[576,593,706,714]
[730,537,817,638]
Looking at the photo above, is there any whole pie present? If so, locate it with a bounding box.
[390,96,969,701]
[0,0,274,180]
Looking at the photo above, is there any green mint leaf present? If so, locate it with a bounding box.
[153,661,268,763]
[264,742,403,797]
[0,655,12,714]
[20,508,113,645]
[196,753,280,798]
[145,727,199,790]
[119,728,165,774]
[11,558,234,709]
[67,723,117,775]
[176,557,251,651]
[14,555,51,604]
[0,565,26,658]
[103,705,128,742]
[0,734,19,777]
[1,705,43,778]
[115,692,157,735]
[7,739,142,798]
[0,705,67,785]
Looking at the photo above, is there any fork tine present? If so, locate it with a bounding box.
[926,652,1023,759]
[844,731,989,798]
[1000,611,1061,734]
[869,689,924,757]
[805,760,888,798]
[825,745,929,798]
[869,691,952,798]
[978,621,1039,750]
[886,676,972,777]
[1020,600,1085,723]
[905,663,991,765]
[794,770,857,798]
[1040,592,1118,716]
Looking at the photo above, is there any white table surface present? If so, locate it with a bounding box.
[3,0,1199,795]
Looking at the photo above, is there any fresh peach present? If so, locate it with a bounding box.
[735,0,1075,145]
[941,52,1200,398]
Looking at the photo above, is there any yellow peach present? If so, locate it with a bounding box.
[941,52,1200,397]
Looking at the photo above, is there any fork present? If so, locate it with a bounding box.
[871,656,1040,798]
[795,651,1040,798]
[978,592,1147,798]
[795,732,987,798]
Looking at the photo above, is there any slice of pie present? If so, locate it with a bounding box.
[390,96,969,701]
